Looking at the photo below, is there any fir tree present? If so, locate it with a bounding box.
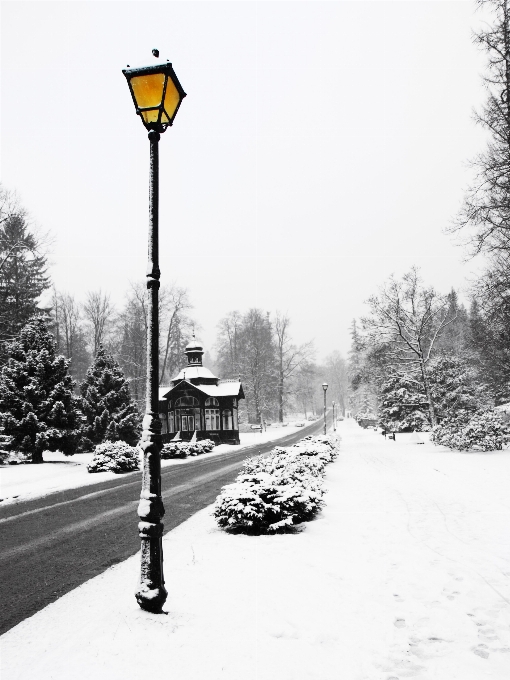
[0,199,50,348]
[80,345,140,447]
[428,352,492,421]
[0,317,80,463]
[378,375,429,432]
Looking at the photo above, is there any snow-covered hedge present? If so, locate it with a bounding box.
[213,434,340,534]
[161,439,215,459]
[431,410,510,452]
[87,441,140,473]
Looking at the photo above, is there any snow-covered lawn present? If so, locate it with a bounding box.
[0,424,305,505]
[2,420,510,679]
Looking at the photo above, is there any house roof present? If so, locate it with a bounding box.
[171,366,218,383]
[159,380,244,400]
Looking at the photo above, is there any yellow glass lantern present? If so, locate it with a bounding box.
[122,62,186,132]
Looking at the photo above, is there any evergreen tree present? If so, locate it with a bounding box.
[0,200,50,348]
[80,345,140,447]
[378,375,429,432]
[428,352,491,421]
[0,317,80,463]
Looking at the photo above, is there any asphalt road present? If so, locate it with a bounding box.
[0,417,331,635]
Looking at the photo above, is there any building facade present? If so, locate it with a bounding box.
[158,338,244,445]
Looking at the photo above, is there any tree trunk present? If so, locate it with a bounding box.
[32,449,43,464]
[278,370,284,423]
[419,359,437,427]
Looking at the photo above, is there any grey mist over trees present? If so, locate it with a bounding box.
[215,308,347,423]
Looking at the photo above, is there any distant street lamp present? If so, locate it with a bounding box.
[322,382,328,435]
[332,400,336,432]
[123,53,186,613]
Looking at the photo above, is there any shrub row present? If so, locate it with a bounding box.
[213,434,340,534]
[161,439,215,459]
[87,437,217,473]
[431,409,510,452]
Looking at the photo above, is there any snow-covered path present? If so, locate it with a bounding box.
[2,420,510,680]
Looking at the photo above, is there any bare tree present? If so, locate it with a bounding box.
[159,285,193,384]
[362,269,455,426]
[324,350,348,416]
[83,290,115,356]
[216,310,243,378]
[52,288,90,382]
[451,0,510,254]
[274,312,315,422]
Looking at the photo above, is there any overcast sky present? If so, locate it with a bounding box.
[1,0,489,360]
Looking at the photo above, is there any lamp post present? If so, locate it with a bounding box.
[332,400,336,432]
[123,54,186,613]
[322,382,328,434]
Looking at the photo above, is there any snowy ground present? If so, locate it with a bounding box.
[2,420,510,679]
[0,423,305,505]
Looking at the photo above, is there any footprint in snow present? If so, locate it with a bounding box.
[473,644,489,659]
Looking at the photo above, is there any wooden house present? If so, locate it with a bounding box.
[158,338,244,445]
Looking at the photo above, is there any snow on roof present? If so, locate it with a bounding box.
[172,366,217,382]
[197,382,243,397]
[159,387,171,401]
[159,380,243,399]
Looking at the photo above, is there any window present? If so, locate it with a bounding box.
[205,408,220,430]
[205,397,219,407]
[169,411,175,433]
[222,409,233,430]
[175,396,199,407]
[233,408,238,430]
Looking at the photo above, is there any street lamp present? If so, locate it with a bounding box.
[322,382,328,434]
[123,53,186,614]
[332,400,336,432]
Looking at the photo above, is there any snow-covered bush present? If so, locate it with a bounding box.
[431,410,510,452]
[87,441,140,473]
[161,438,215,459]
[213,434,340,534]
[213,472,325,533]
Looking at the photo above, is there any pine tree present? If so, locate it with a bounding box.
[428,352,491,421]
[378,375,429,432]
[80,345,140,447]
[0,200,50,348]
[0,317,80,463]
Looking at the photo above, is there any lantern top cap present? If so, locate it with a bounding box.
[322,382,328,390]
[122,61,186,94]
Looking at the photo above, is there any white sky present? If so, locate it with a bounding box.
[0,0,489,359]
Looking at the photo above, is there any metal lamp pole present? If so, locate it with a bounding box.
[332,400,336,432]
[123,54,186,613]
[322,382,328,434]
[136,128,167,613]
